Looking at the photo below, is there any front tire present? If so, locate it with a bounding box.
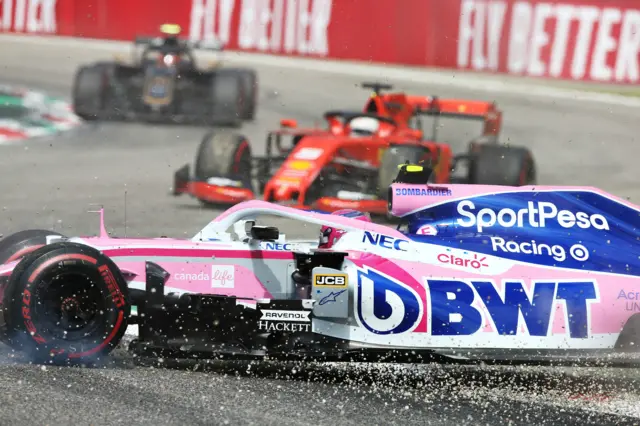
[72,64,108,121]
[194,131,254,206]
[2,242,130,364]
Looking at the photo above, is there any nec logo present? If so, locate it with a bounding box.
[314,274,348,287]
[261,242,292,251]
[362,231,409,251]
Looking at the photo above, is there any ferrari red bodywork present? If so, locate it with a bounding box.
[174,83,505,214]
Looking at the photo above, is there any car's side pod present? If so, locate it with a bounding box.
[131,260,259,359]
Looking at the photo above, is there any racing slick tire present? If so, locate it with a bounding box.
[210,69,244,127]
[377,144,433,200]
[72,64,108,121]
[468,144,536,186]
[226,68,258,121]
[615,313,640,351]
[1,242,130,364]
[0,229,67,264]
[194,131,254,205]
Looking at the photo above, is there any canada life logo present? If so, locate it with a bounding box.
[456,200,610,232]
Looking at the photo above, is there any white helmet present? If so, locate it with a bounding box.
[349,116,380,137]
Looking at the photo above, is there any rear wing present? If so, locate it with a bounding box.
[412,96,502,136]
[134,23,224,51]
[134,36,224,52]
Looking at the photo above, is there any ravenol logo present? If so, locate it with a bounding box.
[314,273,348,288]
[456,200,610,232]
[395,187,452,196]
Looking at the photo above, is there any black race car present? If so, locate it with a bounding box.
[72,24,258,126]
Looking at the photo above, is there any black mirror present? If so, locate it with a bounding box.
[250,225,279,241]
[172,164,190,196]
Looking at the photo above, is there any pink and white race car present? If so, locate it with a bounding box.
[0,164,638,365]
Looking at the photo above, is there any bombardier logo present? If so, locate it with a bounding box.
[396,188,452,196]
[457,200,610,232]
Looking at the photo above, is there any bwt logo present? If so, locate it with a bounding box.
[356,268,424,335]
[356,272,599,339]
[314,274,348,287]
[362,231,409,251]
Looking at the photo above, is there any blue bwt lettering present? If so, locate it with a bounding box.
[355,269,598,338]
[426,279,597,338]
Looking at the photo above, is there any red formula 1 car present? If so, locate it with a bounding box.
[172,83,536,214]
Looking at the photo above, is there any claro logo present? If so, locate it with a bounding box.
[456,200,610,232]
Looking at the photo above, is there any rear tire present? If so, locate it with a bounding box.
[615,313,640,352]
[0,229,66,264]
[377,145,432,200]
[209,70,244,127]
[2,242,130,364]
[194,131,254,202]
[468,144,536,186]
[72,64,107,121]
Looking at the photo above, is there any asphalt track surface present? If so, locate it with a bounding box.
[0,38,639,425]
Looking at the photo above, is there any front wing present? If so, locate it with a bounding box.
[172,165,389,214]
[172,165,255,204]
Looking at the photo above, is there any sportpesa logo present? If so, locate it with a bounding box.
[457,200,610,232]
[395,188,452,196]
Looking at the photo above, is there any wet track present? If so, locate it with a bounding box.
[1,36,640,425]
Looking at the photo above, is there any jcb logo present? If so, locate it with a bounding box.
[314,274,348,287]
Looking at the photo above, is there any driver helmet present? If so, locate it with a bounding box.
[319,209,371,249]
[162,53,178,66]
[349,116,380,137]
